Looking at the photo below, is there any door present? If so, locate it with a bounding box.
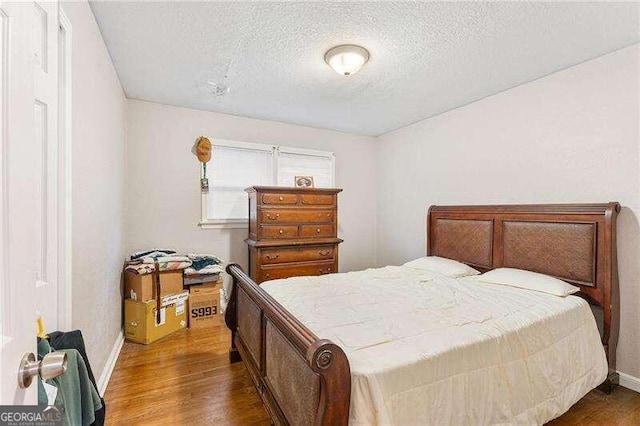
[0,0,59,404]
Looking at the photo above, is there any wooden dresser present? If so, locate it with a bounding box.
[246,186,343,283]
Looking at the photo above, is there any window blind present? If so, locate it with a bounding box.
[207,145,273,220]
[201,141,335,225]
[276,149,334,188]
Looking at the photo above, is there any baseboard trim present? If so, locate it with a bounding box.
[97,330,124,397]
[619,371,640,393]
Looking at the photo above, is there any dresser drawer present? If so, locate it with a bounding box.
[300,194,335,206]
[300,224,335,238]
[261,209,335,224]
[260,246,335,264]
[260,225,299,239]
[260,261,336,282]
[261,193,298,205]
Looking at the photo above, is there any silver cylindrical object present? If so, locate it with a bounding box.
[39,352,68,381]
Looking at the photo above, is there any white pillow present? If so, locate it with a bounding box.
[478,268,580,297]
[402,256,480,278]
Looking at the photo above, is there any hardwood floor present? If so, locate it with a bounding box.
[105,325,640,425]
[104,325,270,425]
[548,385,640,425]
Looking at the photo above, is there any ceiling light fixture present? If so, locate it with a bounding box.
[324,45,370,76]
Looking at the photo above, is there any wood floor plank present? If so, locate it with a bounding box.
[104,325,640,424]
[104,326,270,425]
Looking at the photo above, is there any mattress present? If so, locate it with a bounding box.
[260,266,607,425]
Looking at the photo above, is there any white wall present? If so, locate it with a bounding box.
[377,44,640,378]
[69,3,640,388]
[62,0,127,380]
[125,100,377,279]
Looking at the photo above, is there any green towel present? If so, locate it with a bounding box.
[38,339,103,426]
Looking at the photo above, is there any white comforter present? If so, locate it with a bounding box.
[260,266,607,425]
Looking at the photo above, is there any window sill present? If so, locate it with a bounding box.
[199,219,248,229]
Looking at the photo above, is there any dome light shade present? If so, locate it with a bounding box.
[324,45,370,76]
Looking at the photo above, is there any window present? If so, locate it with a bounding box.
[200,140,335,228]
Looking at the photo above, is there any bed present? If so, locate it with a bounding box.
[224,203,621,425]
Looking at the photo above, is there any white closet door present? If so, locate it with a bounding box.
[0,0,59,404]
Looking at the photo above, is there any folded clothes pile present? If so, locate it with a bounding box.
[184,254,224,276]
[124,263,156,275]
[124,249,224,277]
[130,249,177,261]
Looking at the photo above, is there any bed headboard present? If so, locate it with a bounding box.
[427,203,620,383]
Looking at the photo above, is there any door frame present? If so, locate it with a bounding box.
[0,7,9,346]
[58,6,72,331]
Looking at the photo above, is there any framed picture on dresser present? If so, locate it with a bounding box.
[294,176,315,188]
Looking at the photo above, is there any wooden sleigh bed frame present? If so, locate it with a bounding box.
[225,202,621,425]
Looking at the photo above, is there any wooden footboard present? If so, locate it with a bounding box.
[225,263,351,425]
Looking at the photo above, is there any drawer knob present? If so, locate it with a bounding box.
[316,228,321,233]
[267,213,280,220]
[319,250,331,256]
[279,196,284,201]
[279,229,284,234]
[265,273,270,279]
[266,254,279,260]
[319,268,332,274]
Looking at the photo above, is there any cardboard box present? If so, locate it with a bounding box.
[189,279,221,295]
[183,273,220,286]
[125,270,183,302]
[124,291,188,344]
[188,280,222,328]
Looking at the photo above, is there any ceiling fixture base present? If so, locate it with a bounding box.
[324,44,370,76]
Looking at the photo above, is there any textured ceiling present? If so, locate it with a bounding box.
[90,1,640,136]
